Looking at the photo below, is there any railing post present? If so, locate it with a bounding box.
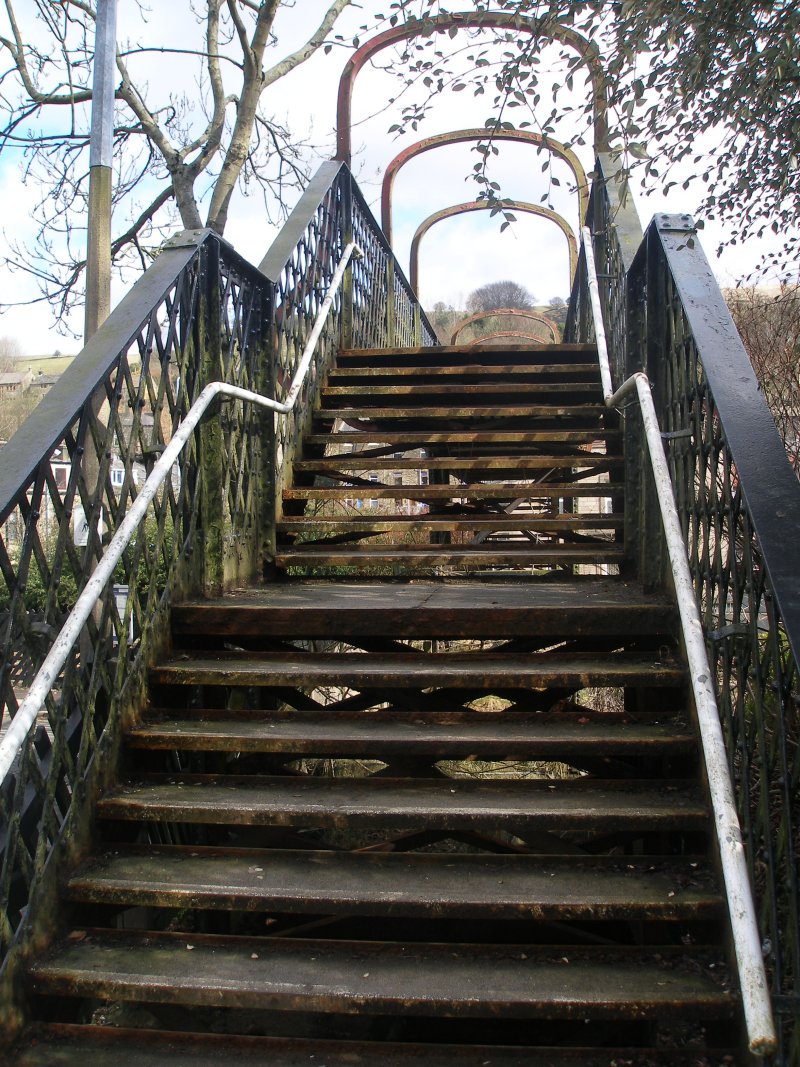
[259,282,278,579]
[341,172,355,348]
[197,239,225,597]
[386,258,397,346]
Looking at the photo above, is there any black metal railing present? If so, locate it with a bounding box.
[0,160,434,982]
[572,158,800,1065]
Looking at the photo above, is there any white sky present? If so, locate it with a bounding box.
[0,0,791,354]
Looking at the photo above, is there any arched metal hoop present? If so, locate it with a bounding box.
[336,13,608,165]
[382,129,589,246]
[467,331,550,346]
[451,308,560,345]
[410,200,578,293]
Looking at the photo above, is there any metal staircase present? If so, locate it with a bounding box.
[1,159,798,1064]
[277,342,623,575]
[10,340,742,1064]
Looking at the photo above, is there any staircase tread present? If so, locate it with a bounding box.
[303,431,621,444]
[294,455,619,470]
[9,1025,731,1067]
[97,774,706,829]
[340,344,598,357]
[276,544,624,559]
[67,846,721,919]
[29,929,733,1018]
[128,708,694,755]
[317,405,609,419]
[170,580,676,638]
[283,484,624,499]
[321,383,603,396]
[277,514,624,530]
[329,362,601,377]
[148,649,684,688]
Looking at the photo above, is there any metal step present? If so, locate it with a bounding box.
[276,513,624,535]
[148,648,684,690]
[28,930,734,1020]
[293,455,619,473]
[275,544,625,571]
[320,383,603,398]
[169,580,676,639]
[337,343,598,366]
[67,846,721,921]
[97,774,706,832]
[327,362,601,379]
[316,404,609,420]
[8,1024,732,1067]
[127,708,694,759]
[302,430,620,446]
[282,483,623,501]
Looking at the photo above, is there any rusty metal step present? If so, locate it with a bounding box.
[97,774,705,832]
[66,846,721,922]
[28,929,734,1020]
[7,1024,734,1067]
[148,648,684,690]
[293,455,620,473]
[276,516,623,543]
[275,544,625,571]
[328,362,601,379]
[127,708,694,758]
[277,514,624,534]
[316,404,609,420]
[169,580,677,639]
[303,430,620,446]
[282,483,623,501]
[320,383,603,399]
[337,343,598,366]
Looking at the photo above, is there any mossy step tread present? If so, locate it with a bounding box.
[67,846,721,920]
[294,455,619,471]
[148,649,683,688]
[170,580,676,639]
[321,383,602,396]
[317,405,608,419]
[275,545,625,567]
[29,930,734,1018]
[97,774,706,830]
[8,1025,733,1067]
[128,708,694,756]
[329,362,600,377]
[277,514,624,531]
[303,430,620,444]
[283,483,623,499]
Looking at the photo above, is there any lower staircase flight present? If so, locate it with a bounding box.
[10,344,743,1065]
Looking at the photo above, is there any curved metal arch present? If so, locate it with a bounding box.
[467,331,547,346]
[382,129,589,246]
[451,308,560,345]
[336,12,608,165]
[410,200,578,294]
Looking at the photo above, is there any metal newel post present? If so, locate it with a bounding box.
[198,240,226,597]
[341,173,355,348]
[85,0,117,341]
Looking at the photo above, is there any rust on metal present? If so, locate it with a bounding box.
[381,128,589,244]
[451,308,561,344]
[336,13,609,164]
[466,331,555,346]
[409,200,578,292]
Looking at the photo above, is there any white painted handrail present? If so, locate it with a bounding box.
[581,226,776,1056]
[0,241,361,787]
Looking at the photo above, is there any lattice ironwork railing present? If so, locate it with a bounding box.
[0,161,434,976]
[576,164,800,1064]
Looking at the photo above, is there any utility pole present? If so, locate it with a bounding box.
[84,0,117,341]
